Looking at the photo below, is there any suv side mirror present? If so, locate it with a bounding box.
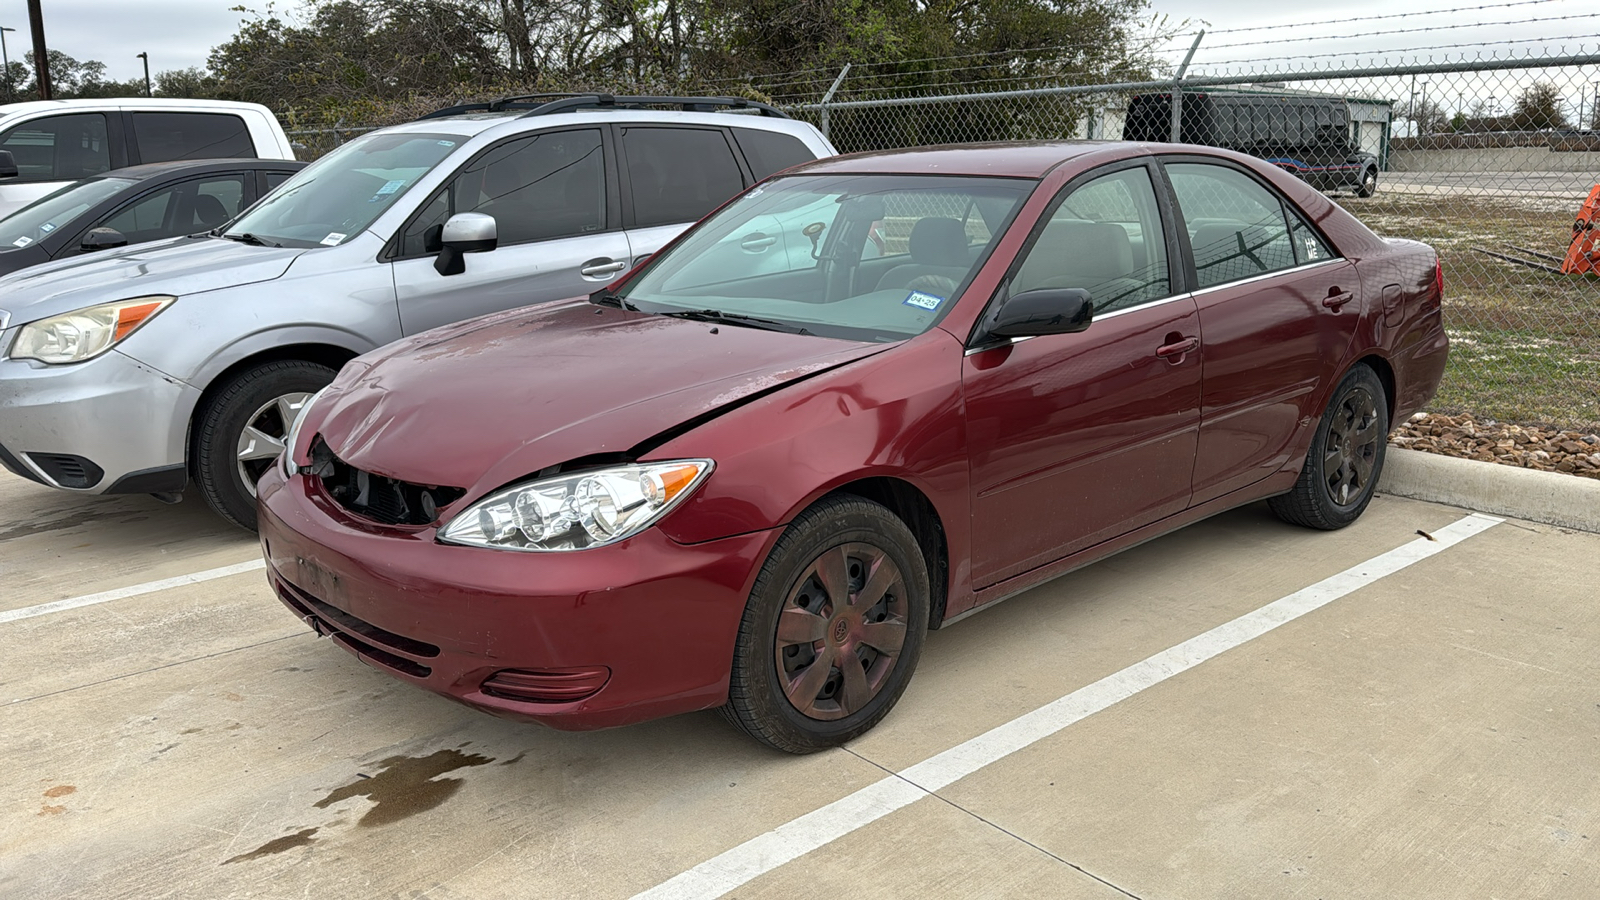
[0,150,16,179]
[989,288,1094,339]
[80,227,129,252]
[434,212,497,276]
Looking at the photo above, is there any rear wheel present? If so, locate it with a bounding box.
[1270,364,1388,530]
[194,360,335,531]
[1355,167,1377,198]
[723,495,930,753]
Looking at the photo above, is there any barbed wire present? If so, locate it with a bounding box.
[1202,0,1571,34]
[1187,13,1598,52]
[1188,35,1600,69]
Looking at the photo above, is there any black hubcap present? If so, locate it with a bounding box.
[1322,387,1380,507]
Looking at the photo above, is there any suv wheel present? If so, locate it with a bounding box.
[194,360,336,530]
[1355,167,1377,198]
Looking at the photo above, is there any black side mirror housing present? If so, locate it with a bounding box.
[988,288,1094,339]
[0,150,17,179]
[80,227,129,252]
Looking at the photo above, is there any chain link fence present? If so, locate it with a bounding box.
[770,52,1600,430]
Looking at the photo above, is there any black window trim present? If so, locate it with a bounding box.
[1155,153,1346,293]
[967,157,1186,351]
[612,123,753,231]
[382,125,621,263]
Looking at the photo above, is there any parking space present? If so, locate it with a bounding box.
[2,470,1597,899]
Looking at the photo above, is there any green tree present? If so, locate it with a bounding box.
[1512,82,1567,130]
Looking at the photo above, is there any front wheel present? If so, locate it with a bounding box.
[1269,364,1388,530]
[193,360,336,531]
[1355,167,1377,198]
[723,495,930,753]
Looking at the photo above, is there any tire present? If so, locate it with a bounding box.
[722,495,930,753]
[1355,167,1377,198]
[193,360,336,531]
[1269,364,1388,530]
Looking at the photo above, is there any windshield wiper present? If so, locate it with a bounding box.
[662,308,813,336]
[589,287,637,311]
[219,232,282,248]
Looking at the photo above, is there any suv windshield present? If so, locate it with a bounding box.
[614,173,1033,342]
[0,177,134,248]
[225,131,464,248]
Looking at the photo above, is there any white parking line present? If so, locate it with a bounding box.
[634,512,1504,899]
[0,559,267,624]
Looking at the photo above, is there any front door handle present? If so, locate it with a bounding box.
[1323,289,1354,310]
[739,232,778,252]
[580,258,628,278]
[1156,336,1199,360]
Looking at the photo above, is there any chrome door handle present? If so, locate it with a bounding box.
[740,233,778,252]
[580,259,628,278]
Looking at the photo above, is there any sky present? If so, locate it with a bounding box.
[2,0,1594,104]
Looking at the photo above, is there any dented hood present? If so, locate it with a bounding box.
[315,301,884,493]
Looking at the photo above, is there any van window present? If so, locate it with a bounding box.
[132,113,255,163]
[0,114,111,182]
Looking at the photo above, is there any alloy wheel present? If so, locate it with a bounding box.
[236,391,312,497]
[1322,386,1380,507]
[774,542,908,721]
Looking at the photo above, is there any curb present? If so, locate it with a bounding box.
[1378,446,1600,533]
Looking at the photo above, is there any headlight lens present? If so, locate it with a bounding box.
[281,387,331,477]
[439,460,713,552]
[7,296,175,364]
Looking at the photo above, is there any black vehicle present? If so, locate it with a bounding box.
[1125,91,1380,197]
[0,158,306,276]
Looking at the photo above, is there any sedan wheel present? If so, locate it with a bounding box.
[724,496,929,753]
[194,359,336,531]
[1270,363,1389,530]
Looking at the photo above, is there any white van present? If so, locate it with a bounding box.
[0,98,295,218]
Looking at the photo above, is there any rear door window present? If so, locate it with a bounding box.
[732,128,815,180]
[0,114,111,181]
[1166,162,1299,289]
[131,112,255,163]
[620,127,746,228]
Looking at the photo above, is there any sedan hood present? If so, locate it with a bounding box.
[0,236,303,324]
[317,301,887,493]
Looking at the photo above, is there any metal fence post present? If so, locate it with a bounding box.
[819,64,852,140]
[1170,30,1205,142]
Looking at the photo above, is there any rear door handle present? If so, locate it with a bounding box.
[580,258,627,278]
[1323,289,1354,310]
[1156,336,1199,359]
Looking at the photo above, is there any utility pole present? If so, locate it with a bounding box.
[136,51,150,97]
[26,0,48,100]
[0,27,14,104]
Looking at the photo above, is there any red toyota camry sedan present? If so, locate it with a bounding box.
[258,141,1446,753]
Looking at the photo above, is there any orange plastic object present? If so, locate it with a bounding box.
[1562,185,1600,275]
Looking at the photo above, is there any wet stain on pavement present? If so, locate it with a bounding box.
[43,785,76,798]
[223,827,319,864]
[0,510,112,542]
[314,749,492,827]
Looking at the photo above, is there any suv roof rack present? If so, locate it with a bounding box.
[417,93,790,121]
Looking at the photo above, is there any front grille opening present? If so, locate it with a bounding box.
[272,575,441,659]
[28,452,104,489]
[308,438,464,526]
[330,633,433,678]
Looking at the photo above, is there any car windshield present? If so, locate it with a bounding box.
[0,177,135,249]
[614,173,1034,342]
[224,131,465,248]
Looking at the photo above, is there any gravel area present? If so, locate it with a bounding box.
[1392,413,1600,479]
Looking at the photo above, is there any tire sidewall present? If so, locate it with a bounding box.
[737,499,930,751]
[196,362,335,530]
[1309,365,1389,525]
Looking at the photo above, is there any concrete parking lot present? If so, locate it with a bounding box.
[2,469,1597,899]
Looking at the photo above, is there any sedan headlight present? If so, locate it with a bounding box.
[439,460,713,552]
[281,386,331,477]
[7,296,175,364]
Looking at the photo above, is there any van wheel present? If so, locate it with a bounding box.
[722,496,930,753]
[194,360,336,531]
[1355,168,1377,198]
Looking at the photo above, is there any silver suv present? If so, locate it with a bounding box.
[0,94,835,528]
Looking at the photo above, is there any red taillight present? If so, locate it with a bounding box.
[481,667,610,703]
[1434,257,1444,301]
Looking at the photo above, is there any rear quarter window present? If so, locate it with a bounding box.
[133,113,255,163]
[733,129,817,180]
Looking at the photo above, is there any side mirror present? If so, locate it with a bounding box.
[989,288,1093,339]
[434,212,497,276]
[80,227,129,252]
[0,150,16,179]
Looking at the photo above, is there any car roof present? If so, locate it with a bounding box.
[378,108,820,141]
[0,98,273,119]
[94,158,307,182]
[788,141,1126,179]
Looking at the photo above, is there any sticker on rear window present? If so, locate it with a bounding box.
[902,290,944,311]
[11,236,31,247]
[321,232,347,246]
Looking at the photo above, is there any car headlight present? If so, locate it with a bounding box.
[439,460,713,552]
[282,386,331,477]
[7,296,175,364]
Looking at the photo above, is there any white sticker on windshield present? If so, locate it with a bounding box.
[376,179,405,195]
[902,290,944,311]
[437,140,456,147]
[12,236,32,247]
[321,232,347,246]
[39,222,55,233]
